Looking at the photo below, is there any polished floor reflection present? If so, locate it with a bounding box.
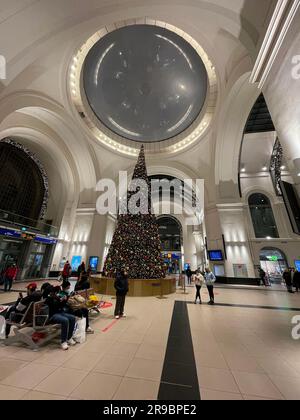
[0,285,300,400]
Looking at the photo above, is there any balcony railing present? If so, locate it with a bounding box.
[0,209,59,237]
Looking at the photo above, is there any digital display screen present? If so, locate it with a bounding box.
[89,256,99,273]
[71,256,82,271]
[208,250,224,261]
[295,260,300,271]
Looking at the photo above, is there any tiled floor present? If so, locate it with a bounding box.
[0,286,300,400]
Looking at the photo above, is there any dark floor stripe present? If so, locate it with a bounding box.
[158,301,200,401]
[187,301,300,312]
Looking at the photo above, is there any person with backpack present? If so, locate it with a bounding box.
[114,269,129,319]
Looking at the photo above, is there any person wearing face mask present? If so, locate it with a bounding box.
[60,281,94,334]
[114,269,129,319]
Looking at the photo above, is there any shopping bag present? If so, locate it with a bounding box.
[0,316,6,340]
[73,318,86,344]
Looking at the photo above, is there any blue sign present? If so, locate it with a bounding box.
[172,253,181,260]
[295,260,300,271]
[0,228,21,238]
[71,256,82,271]
[208,250,224,262]
[184,263,190,271]
[35,236,57,245]
[89,256,99,273]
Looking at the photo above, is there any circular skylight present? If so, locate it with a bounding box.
[83,25,208,143]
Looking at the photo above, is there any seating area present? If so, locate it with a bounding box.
[1,288,104,351]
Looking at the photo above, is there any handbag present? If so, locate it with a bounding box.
[67,295,87,311]
[73,318,86,344]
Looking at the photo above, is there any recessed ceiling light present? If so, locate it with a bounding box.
[241,167,246,173]
[281,166,286,170]
[262,166,268,171]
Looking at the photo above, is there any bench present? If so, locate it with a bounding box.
[4,301,60,351]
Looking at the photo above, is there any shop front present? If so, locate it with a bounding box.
[259,248,288,284]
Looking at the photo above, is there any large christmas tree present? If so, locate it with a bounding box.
[103,146,165,279]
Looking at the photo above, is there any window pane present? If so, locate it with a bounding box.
[249,194,279,238]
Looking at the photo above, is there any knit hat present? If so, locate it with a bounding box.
[27,282,38,291]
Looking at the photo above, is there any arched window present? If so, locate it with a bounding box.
[249,193,279,238]
[0,141,47,220]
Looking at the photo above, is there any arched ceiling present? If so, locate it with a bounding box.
[0,0,278,206]
[0,0,276,84]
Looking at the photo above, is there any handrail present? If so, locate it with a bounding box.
[0,209,58,237]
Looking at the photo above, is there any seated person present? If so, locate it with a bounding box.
[42,284,77,351]
[59,281,93,334]
[5,283,42,338]
[74,271,90,291]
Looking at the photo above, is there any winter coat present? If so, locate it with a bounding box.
[114,273,129,296]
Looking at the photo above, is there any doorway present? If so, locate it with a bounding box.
[158,216,183,274]
[0,238,22,276]
[259,247,288,285]
[26,242,47,278]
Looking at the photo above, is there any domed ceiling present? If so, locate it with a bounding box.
[83,25,208,143]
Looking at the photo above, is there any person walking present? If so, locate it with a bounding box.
[62,261,72,281]
[186,267,192,286]
[283,268,294,294]
[258,268,267,287]
[114,269,129,319]
[204,267,216,305]
[194,271,205,304]
[293,269,300,293]
[3,264,18,292]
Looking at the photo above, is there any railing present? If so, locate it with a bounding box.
[0,209,59,237]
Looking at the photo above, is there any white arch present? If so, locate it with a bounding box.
[215,72,261,201]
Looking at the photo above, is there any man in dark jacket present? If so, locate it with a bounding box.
[114,270,129,319]
[186,267,192,285]
[5,282,42,338]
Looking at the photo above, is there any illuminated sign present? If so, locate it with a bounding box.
[267,256,278,262]
[0,228,21,238]
[35,236,57,245]
[208,250,224,261]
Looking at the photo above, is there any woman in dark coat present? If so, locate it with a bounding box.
[114,270,129,319]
